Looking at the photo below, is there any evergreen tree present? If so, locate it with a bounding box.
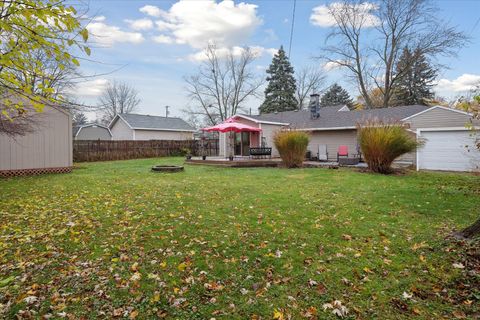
[320,83,353,107]
[393,47,437,106]
[259,46,297,114]
[72,111,88,127]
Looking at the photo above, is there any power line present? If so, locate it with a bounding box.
[288,0,297,58]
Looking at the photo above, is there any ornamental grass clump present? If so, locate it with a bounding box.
[274,131,309,168]
[357,120,421,174]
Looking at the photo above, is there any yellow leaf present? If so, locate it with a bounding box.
[177,262,187,271]
[363,267,373,274]
[273,309,284,320]
[152,291,160,302]
[419,255,426,262]
[159,261,167,268]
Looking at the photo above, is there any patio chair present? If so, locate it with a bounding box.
[337,145,349,161]
[354,144,362,162]
[317,144,328,161]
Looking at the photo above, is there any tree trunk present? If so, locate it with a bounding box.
[459,217,480,239]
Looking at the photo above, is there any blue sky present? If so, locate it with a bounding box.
[76,0,480,119]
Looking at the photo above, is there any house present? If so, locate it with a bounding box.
[218,95,479,171]
[0,104,73,177]
[73,123,112,140]
[109,113,195,140]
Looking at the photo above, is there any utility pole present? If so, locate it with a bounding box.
[165,106,170,118]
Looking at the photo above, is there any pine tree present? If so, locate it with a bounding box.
[72,111,88,127]
[320,83,353,107]
[259,46,297,114]
[393,47,437,106]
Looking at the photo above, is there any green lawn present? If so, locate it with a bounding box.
[0,158,479,319]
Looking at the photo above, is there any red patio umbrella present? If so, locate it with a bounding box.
[202,118,262,159]
[202,117,262,133]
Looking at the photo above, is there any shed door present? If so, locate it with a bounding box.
[417,130,480,172]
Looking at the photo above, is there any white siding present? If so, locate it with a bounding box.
[260,123,283,157]
[308,130,358,161]
[0,106,72,171]
[417,129,480,172]
[134,130,193,140]
[110,117,134,140]
[406,107,475,130]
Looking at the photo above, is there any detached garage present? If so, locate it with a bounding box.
[417,128,480,172]
[401,106,479,172]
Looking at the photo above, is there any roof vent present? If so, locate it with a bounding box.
[309,93,320,119]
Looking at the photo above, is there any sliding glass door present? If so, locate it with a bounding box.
[234,132,250,156]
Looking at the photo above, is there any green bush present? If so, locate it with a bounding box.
[273,131,309,168]
[357,120,421,174]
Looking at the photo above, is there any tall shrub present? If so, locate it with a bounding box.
[274,131,309,168]
[357,120,420,174]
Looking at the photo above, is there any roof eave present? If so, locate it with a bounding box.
[132,127,196,132]
[234,114,289,126]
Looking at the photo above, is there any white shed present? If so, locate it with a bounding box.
[0,105,73,177]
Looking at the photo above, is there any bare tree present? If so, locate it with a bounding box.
[295,66,326,109]
[321,0,468,108]
[185,44,263,125]
[97,81,141,123]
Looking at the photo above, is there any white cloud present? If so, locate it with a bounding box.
[322,60,351,71]
[71,79,109,97]
[92,16,106,22]
[435,74,480,93]
[86,19,145,47]
[188,45,276,62]
[153,34,174,44]
[310,2,379,28]
[139,5,166,18]
[144,0,262,49]
[125,18,154,31]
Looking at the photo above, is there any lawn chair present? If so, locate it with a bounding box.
[355,144,362,162]
[317,144,328,161]
[337,145,349,161]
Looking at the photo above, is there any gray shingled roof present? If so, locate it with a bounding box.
[244,105,429,129]
[118,113,195,131]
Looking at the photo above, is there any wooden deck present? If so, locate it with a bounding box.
[185,157,280,167]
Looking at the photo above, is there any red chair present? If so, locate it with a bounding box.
[337,145,349,161]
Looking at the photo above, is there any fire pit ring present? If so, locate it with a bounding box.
[151,165,184,173]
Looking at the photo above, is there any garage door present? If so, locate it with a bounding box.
[417,129,480,172]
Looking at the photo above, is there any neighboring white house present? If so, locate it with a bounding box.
[109,113,195,140]
[74,123,112,140]
[0,105,73,177]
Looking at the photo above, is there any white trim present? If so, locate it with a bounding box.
[402,105,472,121]
[233,114,289,126]
[132,130,136,140]
[295,126,356,131]
[108,114,134,130]
[337,105,350,112]
[416,126,478,134]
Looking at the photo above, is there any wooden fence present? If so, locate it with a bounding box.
[73,139,219,162]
